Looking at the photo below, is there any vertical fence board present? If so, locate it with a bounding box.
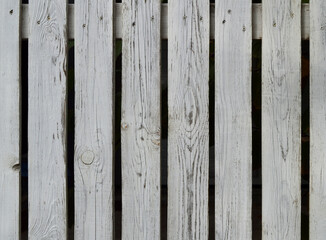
[28,0,68,239]
[310,0,326,238]
[0,0,20,239]
[215,0,252,239]
[168,1,209,239]
[262,0,301,239]
[75,0,114,239]
[121,0,161,239]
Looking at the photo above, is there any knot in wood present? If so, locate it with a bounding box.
[81,150,95,165]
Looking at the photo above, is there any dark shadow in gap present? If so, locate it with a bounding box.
[252,39,262,240]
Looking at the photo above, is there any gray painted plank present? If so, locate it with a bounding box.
[74,0,115,239]
[20,4,311,40]
[310,0,326,238]
[0,0,20,239]
[121,0,161,239]
[168,0,210,239]
[215,0,252,239]
[262,0,301,239]
[28,0,68,238]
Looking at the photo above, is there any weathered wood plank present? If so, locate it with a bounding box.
[262,0,301,239]
[215,0,252,239]
[21,4,311,40]
[168,0,209,239]
[121,0,161,239]
[74,0,115,239]
[28,0,68,239]
[0,0,20,239]
[310,0,326,238]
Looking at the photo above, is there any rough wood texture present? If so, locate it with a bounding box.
[262,0,301,239]
[168,1,209,239]
[74,0,114,239]
[28,0,67,239]
[0,0,20,239]
[121,0,161,239]
[215,0,252,239]
[310,0,326,238]
[21,4,311,40]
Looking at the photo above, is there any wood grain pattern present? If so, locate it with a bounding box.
[28,0,68,239]
[74,0,114,239]
[310,0,326,238]
[0,0,20,239]
[262,0,301,239]
[168,0,209,239]
[121,0,161,239]
[215,0,252,239]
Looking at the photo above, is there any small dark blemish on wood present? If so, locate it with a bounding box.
[100,16,103,20]
[200,16,203,21]
[9,10,13,15]
[151,16,154,21]
[121,122,128,130]
[141,137,144,141]
[228,9,231,14]
[83,24,86,28]
[187,145,192,152]
[47,15,50,20]
[137,173,142,177]
[12,163,20,171]
[37,20,40,25]
[132,22,136,26]
[290,12,294,19]
[242,26,246,32]
[273,21,276,27]
[222,20,226,24]
[183,15,187,20]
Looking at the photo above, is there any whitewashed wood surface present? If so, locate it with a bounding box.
[262,0,301,239]
[215,0,252,239]
[28,0,68,239]
[74,0,115,239]
[20,4,311,40]
[310,0,326,238]
[168,0,209,239]
[121,0,161,239]
[0,0,20,239]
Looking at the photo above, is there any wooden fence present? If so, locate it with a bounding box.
[0,1,324,239]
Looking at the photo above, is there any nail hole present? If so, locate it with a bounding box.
[9,10,13,15]
[222,20,226,24]
[121,122,129,130]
